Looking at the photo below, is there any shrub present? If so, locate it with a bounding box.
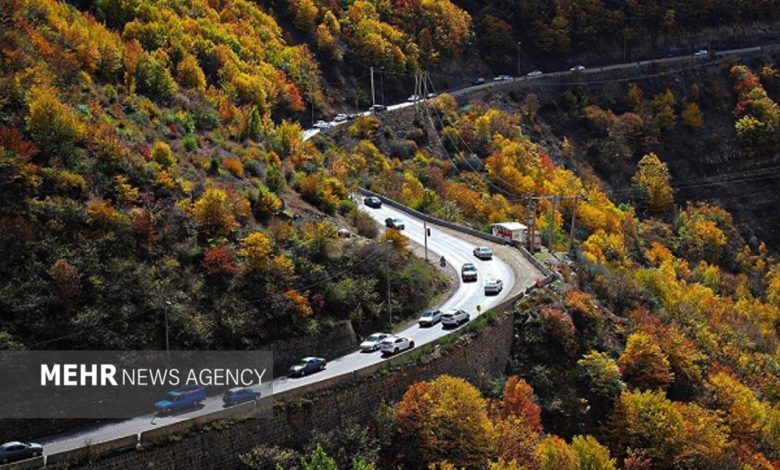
[222,157,244,178]
[151,141,175,167]
[354,211,378,238]
[182,135,198,151]
[338,198,356,215]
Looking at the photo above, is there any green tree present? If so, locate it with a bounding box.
[536,436,579,470]
[577,351,625,418]
[571,435,616,470]
[151,141,175,168]
[301,444,337,470]
[607,389,685,466]
[26,87,85,158]
[135,51,177,102]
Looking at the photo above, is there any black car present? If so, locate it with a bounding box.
[369,104,387,113]
[472,77,486,86]
[385,218,405,230]
[364,196,382,208]
[288,357,326,377]
[0,441,43,464]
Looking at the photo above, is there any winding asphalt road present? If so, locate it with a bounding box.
[37,201,533,456]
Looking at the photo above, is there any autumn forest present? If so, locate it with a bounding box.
[0,0,779,468]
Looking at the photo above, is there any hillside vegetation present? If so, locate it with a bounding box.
[0,0,446,350]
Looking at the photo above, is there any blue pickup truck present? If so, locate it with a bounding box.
[154,386,206,413]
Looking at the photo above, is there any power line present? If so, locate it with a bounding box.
[612,165,780,196]
[422,73,530,203]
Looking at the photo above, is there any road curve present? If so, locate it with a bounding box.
[37,200,538,456]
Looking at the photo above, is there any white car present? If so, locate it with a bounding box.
[693,49,709,57]
[569,65,585,71]
[526,70,543,77]
[313,120,331,129]
[380,336,415,355]
[407,94,420,102]
[360,333,390,352]
[441,308,470,328]
[418,309,443,327]
[427,92,438,99]
[333,113,348,122]
[484,279,504,295]
[493,74,512,81]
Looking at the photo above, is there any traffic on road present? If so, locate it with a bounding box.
[33,196,519,458]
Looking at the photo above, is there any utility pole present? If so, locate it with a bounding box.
[548,195,557,254]
[623,27,628,62]
[380,67,385,105]
[569,195,581,252]
[517,41,522,76]
[370,66,376,109]
[164,300,173,352]
[386,239,392,330]
[527,201,536,253]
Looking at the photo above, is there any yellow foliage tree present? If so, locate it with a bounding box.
[395,375,495,468]
[682,102,704,128]
[26,87,85,157]
[632,153,674,215]
[239,231,273,272]
[619,332,674,391]
[176,54,206,90]
[536,436,579,470]
[192,188,238,237]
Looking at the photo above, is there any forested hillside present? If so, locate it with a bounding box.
[296,60,780,466]
[0,0,447,350]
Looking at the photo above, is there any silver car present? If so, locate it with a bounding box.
[484,279,504,295]
[441,308,470,328]
[473,246,493,260]
[526,70,543,77]
[418,309,443,327]
[360,333,390,352]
